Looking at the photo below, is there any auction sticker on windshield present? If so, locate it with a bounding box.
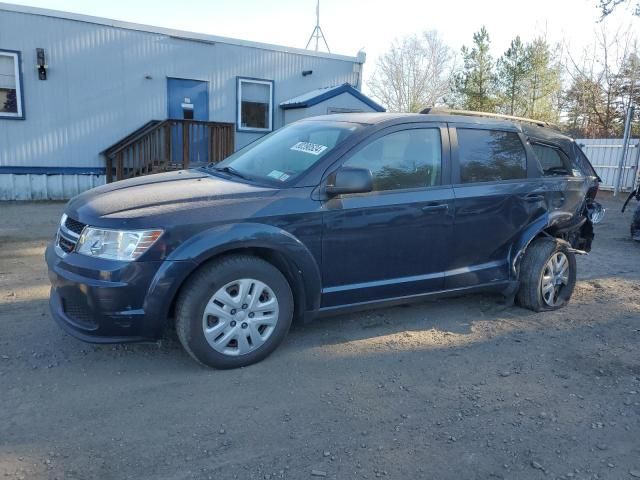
[290,141,328,156]
[267,170,290,181]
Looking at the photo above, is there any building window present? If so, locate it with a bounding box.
[0,50,24,119]
[237,77,273,132]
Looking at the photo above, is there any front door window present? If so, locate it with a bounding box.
[343,128,442,191]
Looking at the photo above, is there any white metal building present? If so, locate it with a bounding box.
[0,3,384,200]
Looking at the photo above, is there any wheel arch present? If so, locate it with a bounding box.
[511,212,587,280]
[173,246,310,324]
[144,223,322,335]
[510,213,555,279]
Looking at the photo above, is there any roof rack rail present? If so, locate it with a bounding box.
[420,108,559,130]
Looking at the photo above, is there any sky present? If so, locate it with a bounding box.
[5,0,640,88]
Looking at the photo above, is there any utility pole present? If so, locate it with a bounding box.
[615,105,635,196]
[305,0,330,53]
[614,50,637,196]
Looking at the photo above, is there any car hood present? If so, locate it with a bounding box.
[66,170,276,227]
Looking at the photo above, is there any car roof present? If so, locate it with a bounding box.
[303,112,575,143]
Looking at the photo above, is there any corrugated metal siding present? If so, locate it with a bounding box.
[0,8,361,180]
[0,174,104,200]
[577,138,640,191]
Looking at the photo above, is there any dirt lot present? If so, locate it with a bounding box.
[1,193,639,480]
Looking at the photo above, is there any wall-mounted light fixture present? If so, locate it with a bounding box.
[302,70,313,77]
[36,48,47,80]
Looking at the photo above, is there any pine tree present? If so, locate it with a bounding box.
[524,38,562,122]
[615,50,640,137]
[564,76,605,137]
[453,27,498,112]
[497,37,528,116]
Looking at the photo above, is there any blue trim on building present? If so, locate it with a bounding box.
[0,49,26,120]
[236,76,275,133]
[280,83,385,112]
[0,167,106,175]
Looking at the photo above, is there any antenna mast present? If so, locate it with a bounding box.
[305,0,330,52]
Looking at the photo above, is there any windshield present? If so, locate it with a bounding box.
[211,120,362,184]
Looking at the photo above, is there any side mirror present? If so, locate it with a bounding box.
[325,166,373,196]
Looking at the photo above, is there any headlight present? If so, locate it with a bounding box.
[76,227,163,261]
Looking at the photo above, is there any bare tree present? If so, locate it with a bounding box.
[368,31,454,112]
[564,26,638,137]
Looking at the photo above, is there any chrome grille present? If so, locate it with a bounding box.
[57,234,76,253]
[64,217,86,235]
[56,214,85,254]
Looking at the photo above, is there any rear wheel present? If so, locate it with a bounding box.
[175,255,294,369]
[516,238,577,312]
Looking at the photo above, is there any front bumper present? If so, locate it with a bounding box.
[45,242,194,343]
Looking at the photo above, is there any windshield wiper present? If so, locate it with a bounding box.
[211,165,249,180]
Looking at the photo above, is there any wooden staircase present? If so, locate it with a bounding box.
[102,119,235,182]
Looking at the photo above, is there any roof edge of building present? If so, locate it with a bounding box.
[281,83,385,112]
[0,2,362,63]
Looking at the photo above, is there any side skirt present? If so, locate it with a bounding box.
[305,280,517,321]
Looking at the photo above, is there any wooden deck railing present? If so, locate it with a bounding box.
[103,119,235,182]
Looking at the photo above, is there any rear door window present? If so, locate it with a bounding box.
[457,129,527,183]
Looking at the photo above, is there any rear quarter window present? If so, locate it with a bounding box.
[531,143,574,176]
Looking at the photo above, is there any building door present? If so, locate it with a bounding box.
[167,78,209,166]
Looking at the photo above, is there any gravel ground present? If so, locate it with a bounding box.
[1,192,639,480]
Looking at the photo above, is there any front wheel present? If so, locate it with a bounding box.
[516,238,577,312]
[175,255,294,369]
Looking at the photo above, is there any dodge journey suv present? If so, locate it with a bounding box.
[46,111,603,368]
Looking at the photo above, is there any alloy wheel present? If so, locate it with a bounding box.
[540,252,570,307]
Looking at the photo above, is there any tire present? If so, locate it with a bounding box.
[175,255,294,369]
[516,238,577,312]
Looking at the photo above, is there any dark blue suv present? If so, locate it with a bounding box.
[46,111,603,368]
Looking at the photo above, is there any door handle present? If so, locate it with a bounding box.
[421,203,449,213]
[523,194,544,203]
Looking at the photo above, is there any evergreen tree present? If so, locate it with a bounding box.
[524,38,562,122]
[453,27,498,112]
[497,36,528,116]
[563,76,605,137]
[617,51,640,110]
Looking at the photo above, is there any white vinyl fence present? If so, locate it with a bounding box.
[577,138,640,191]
